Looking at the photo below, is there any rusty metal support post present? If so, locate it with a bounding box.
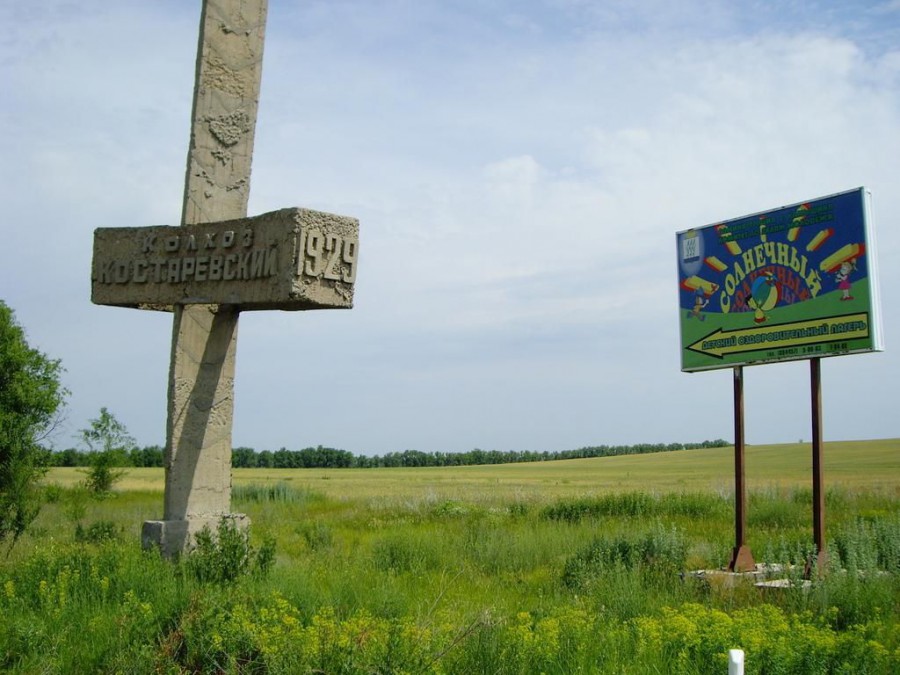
[809,357,828,575]
[729,365,755,572]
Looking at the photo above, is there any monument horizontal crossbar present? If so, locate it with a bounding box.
[92,207,358,311]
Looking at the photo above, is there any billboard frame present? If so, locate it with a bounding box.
[676,187,883,373]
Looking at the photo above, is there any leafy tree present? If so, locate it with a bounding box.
[232,446,257,468]
[55,447,83,467]
[129,444,164,468]
[0,301,67,552]
[79,407,135,495]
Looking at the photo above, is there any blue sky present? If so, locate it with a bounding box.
[2,0,898,454]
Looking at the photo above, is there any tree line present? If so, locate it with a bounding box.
[48,439,729,470]
[2,297,727,555]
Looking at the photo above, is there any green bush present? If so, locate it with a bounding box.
[185,518,276,585]
[429,499,471,518]
[78,408,133,496]
[81,454,126,497]
[0,301,67,553]
[0,539,181,672]
[74,520,120,544]
[761,533,816,568]
[832,515,900,572]
[563,524,688,588]
[42,483,63,504]
[634,602,898,675]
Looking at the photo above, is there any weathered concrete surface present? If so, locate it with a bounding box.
[183,0,269,224]
[142,514,249,559]
[92,208,358,310]
[142,0,268,556]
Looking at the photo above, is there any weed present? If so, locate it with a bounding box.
[430,499,469,518]
[298,520,333,551]
[62,485,90,525]
[233,482,321,505]
[43,483,63,504]
[832,514,900,572]
[185,518,276,584]
[372,533,440,574]
[563,523,687,588]
[749,490,807,529]
[542,491,728,523]
[4,463,899,673]
[74,520,119,544]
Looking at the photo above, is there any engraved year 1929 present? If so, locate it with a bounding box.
[296,229,358,284]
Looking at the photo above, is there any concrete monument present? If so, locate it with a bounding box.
[90,0,358,556]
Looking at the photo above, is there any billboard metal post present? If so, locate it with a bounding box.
[729,366,755,572]
[809,357,828,575]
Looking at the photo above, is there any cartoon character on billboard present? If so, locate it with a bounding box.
[747,271,779,323]
[687,288,709,320]
[835,260,856,301]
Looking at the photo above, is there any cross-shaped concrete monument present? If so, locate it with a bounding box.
[90,0,358,557]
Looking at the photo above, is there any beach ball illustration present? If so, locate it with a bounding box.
[748,272,779,323]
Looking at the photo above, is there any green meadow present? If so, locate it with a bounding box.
[43,438,900,498]
[2,439,898,673]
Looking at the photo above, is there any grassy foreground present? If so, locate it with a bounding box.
[1,440,898,673]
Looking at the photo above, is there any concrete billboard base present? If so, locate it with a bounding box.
[142,513,249,558]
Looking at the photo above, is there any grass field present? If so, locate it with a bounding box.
[44,437,900,501]
[2,439,897,673]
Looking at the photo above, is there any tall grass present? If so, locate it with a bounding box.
[540,490,730,522]
[232,482,323,506]
[1,481,898,672]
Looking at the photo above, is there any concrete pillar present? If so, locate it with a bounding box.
[142,0,268,557]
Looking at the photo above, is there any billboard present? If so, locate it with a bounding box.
[677,187,883,372]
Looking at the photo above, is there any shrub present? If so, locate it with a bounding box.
[74,520,120,544]
[634,602,898,674]
[0,301,67,553]
[78,408,134,496]
[832,514,900,572]
[81,452,127,496]
[563,524,687,588]
[185,518,276,585]
[43,483,63,504]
